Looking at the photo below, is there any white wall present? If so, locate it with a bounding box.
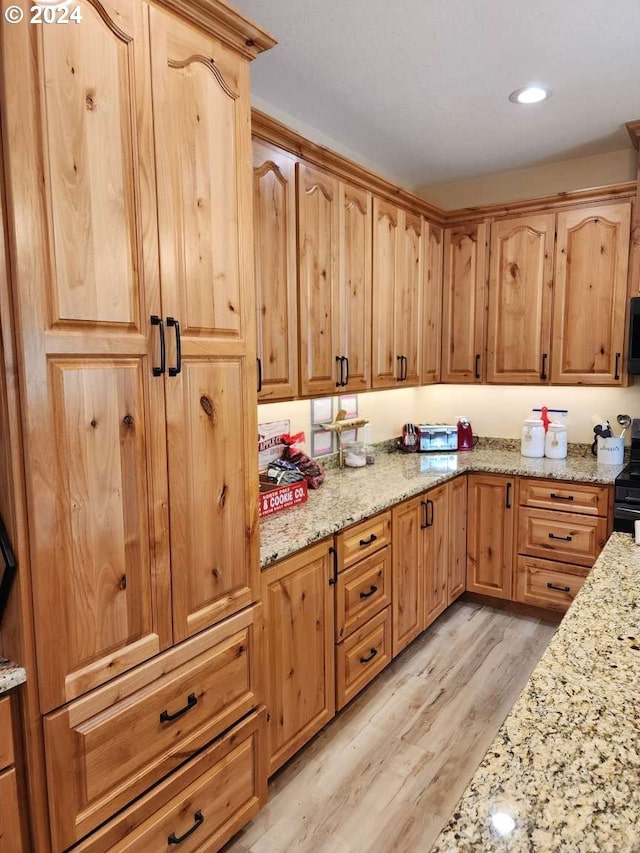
[259,382,640,454]
[418,148,637,210]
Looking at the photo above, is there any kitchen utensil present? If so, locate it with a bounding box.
[400,422,419,452]
[617,414,631,438]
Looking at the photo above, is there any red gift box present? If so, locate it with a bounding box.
[258,477,308,518]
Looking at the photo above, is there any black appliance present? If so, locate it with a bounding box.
[627,297,640,374]
[614,418,640,531]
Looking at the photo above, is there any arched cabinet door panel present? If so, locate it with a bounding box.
[2,0,170,712]
[149,7,259,641]
[552,203,631,385]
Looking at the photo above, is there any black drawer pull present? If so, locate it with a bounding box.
[359,585,378,599]
[540,352,548,380]
[160,692,197,723]
[615,352,621,380]
[548,533,573,542]
[359,647,378,664]
[257,357,262,393]
[505,482,512,509]
[475,353,481,379]
[359,533,377,547]
[166,316,182,376]
[168,810,204,845]
[150,315,165,376]
[547,582,571,593]
[549,493,574,501]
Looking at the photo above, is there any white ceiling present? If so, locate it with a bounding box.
[233,0,640,189]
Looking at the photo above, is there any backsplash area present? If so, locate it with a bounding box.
[258,382,640,457]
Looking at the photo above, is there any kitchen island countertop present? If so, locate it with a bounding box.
[430,531,640,852]
[260,443,624,569]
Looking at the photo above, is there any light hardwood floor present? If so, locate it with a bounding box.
[224,600,557,853]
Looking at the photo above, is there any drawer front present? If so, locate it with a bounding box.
[336,511,391,571]
[518,507,607,567]
[336,607,391,710]
[0,696,14,771]
[0,767,24,852]
[515,556,588,612]
[45,606,261,851]
[519,479,610,517]
[335,546,391,641]
[73,709,266,853]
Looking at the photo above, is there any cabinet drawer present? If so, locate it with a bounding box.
[0,696,14,771]
[73,708,266,853]
[519,478,610,517]
[44,605,261,852]
[515,556,588,612]
[0,767,24,852]
[336,607,391,710]
[518,507,607,567]
[336,511,391,571]
[335,546,391,641]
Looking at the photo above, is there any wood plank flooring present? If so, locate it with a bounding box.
[224,601,557,853]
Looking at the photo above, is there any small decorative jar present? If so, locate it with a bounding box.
[521,418,545,458]
[544,422,568,459]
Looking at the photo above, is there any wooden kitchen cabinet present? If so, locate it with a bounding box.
[486,213,555,384]
[551,202,631,385]
[448,475,468,604]
[422,222,444,384]
[392,481,453,656]
[0,694,26,851]
[466,474,515,599]
[1,0,272,846]
[297,164,372,395]
[441,222,488,383]
[338,182,373,392]
[252,139,299,401]
[423,483,449,628]
[392,495,424,655]
[515,478,611,612]
[261,541,335,775]
[2,0,263,712]
[372,199,421,388]
[297,161,341,396]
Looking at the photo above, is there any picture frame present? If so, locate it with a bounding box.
[311,429,334,457]
[311,397,334,426]
[338,394,358,419]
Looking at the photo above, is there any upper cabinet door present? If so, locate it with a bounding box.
[397,212,423,385]
[297,162,340,396]
[1,0,171,711]
[486,214,555,384]
[552,203,631,385]
[150,8,259,641]
[252,139,298,401]
[422,222,444,384]
[441,222,488,383]
[372,199,400,388]
[339,182,372,392]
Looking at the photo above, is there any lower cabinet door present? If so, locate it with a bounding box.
[336,607,392,710]
[467,474,515,599]
[448,476,468,603]
[515,556,587,612]
[0,766,24,852]
[261,540,335,775]
[73,709,266,853]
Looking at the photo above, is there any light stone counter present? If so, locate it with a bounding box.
[430,531,640,852]
[0,657,26,695]
[260,444,624,569]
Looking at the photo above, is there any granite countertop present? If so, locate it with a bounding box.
[260,442,624,568]
[431,531,640,852]
[0,657,26,696]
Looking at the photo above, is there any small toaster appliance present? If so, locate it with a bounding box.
[418,424,458,452]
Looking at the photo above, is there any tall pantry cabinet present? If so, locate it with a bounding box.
[0,0,275,850]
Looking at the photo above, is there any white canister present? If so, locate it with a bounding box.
[521,418,545,458]
[544,422,568,459]
[597,436,624,465]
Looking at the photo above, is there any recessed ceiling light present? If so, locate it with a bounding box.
[509,85,552,104]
